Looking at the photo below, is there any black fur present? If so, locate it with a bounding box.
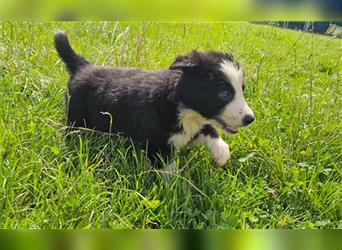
[55,31,239,166]
[198,124,219,139]
[54,31,89,76]
[170,51,239,118]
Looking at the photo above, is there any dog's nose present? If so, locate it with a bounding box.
[242,114,254,126]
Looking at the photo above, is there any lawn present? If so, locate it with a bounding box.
[0,22,341,229]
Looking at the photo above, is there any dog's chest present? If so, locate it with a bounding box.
[168,109,206,148]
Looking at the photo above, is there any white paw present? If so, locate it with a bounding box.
[207,138,230,166]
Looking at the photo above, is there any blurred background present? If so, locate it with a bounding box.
[253,21,342,37]
[0,0,341,20]
[0,230,342,250]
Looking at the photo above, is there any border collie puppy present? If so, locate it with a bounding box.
[54,31,254,167]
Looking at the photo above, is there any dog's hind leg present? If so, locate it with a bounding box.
[192,124,230,166]
[66,94,89,129]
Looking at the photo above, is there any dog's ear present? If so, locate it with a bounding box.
[169,55,199,70]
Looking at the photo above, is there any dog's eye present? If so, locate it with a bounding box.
[219,91,231,100]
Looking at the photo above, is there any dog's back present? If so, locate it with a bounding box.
[55,32,181,158]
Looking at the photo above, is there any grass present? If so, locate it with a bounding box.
[0,21,341,229]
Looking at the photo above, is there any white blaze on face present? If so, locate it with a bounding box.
[217,60,254,128]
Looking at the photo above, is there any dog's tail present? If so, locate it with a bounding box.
[54,30,90,76]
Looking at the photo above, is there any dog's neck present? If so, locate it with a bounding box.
[168,105,207,148]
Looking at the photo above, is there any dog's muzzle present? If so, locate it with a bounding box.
[213,117,238,134]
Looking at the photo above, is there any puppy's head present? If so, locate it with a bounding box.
[170,51,254,134]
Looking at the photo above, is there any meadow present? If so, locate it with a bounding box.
[0,22,341,229]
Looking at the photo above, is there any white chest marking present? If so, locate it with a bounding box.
[169,108,206,148]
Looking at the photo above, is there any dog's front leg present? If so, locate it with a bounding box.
[193,124,230,166]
